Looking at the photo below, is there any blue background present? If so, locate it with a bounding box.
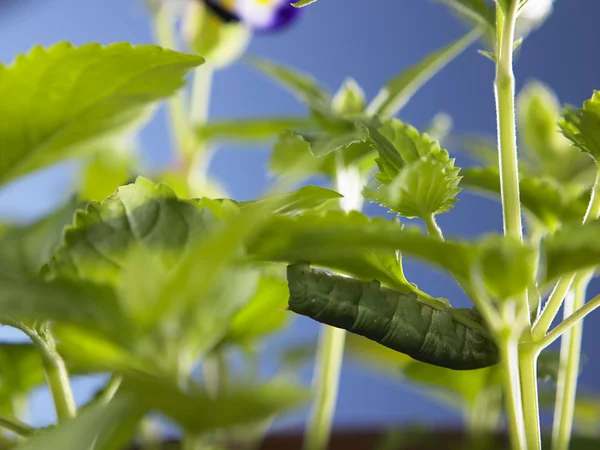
[0,0,599,437]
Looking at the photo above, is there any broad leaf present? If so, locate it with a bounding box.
[45,177,216,285]
[0,343,44,415]
[367,30,479,118]
[542,221,600,284]
[121,375,309,433]
[561,91,600,161]
[197,117,308,142]
[250,210,474,284]
[0,201,80,278]
[461,167,589,228]
[222,276,290,345]
[366,120,461,219]
[239,185,342,215]
[0,43,203,185]
[78,146,137,201]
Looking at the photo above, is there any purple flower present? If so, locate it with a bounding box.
[203,0,302,31]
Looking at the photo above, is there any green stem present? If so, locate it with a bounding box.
[304,165,363,450]
[551,273,593,450]
[152,5,197,162]
[497,331,527,450]
[519,343,541,450]
[2,320,76,422]
[0,414,34,437]
[424,214,443,240]
[494,0,523,241]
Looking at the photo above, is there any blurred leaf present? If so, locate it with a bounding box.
[366,119,461,219]
[367,30,479,118]
[301,125,370,158]
[17,395,143,450]
[346,334,413,375]
[475,235,537,300]
[250,210,474,285]
[542,221,600,284]
[0,343,44,415]
[45,177,216,286]
[434,0,496,31]
[183,0,251,68]
[239,185,342,215]
[0,201,79,278]
[78,147,137,202]
[539,389,600,432]
[461,167,588,229]
[453,135,498,166]
[403,362,499,408]
[561,91,600,161]
[198,117,308,142]
[250,57,331,112]
[0,43,203,185]
[332,78,366,117]
[222,276,290,345]
[122,375,309,433]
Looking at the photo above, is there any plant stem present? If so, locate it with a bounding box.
[497,331,527,450]
[304,165,363,450]
[152,5,197,161]
[494,0,523,241]
[2,320,77,422]
[551,273,592,450]
[519,343,541,450]
[424,214,444,240]
[0,414,34,437]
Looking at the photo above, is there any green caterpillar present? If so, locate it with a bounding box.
[287,263,498,370]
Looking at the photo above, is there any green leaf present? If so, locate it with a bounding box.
[403,362,500,409]
[183,0,251,68]
[17,395,143,450]
[0,343,44,415]
[332,78,366,117]
[45,177,216,286]
[122,375,309,433]
[77,146,136,202]
[239,185,342,215]
[0,201,80,278]
[434,0,496,30]
[461,167,589,228]
[345,334,414,375]
[250,210,474,285]
[302,125,370,158]
[221,276,290,345]
[560,91,600,160]
[250,57,330,112]
[197,117,309,142]
[292,0,317,6]
[474,235,537,300]
[542,221,600,284]
[366,120,461,219]
[0,43,203,185]
[367,30,479,118]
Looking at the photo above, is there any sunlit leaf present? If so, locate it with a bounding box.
[434,0,496,30]
[366,120,461,219]
[239,185,342,215]
[250,210,474,284]
[367,30,479,118]
[0,43,203,185]
[221,276,290,345]
[292,0,317,7]
[560,91,600,161]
